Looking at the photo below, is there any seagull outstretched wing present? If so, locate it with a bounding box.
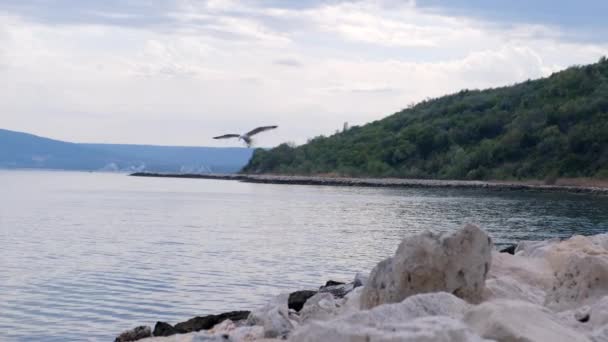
[213,134,241,140]
[245,125,278,137]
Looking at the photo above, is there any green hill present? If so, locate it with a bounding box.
[243,57,608,180]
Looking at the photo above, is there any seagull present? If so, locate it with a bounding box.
[213,125,278,147]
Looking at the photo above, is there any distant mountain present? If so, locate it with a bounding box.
[0,129,253,173]
[244,58,608,180]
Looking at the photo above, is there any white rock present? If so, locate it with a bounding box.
[590,296,608,328]
[247,294,296,338]
[138,321,265,342]
[558,296,608,338]
[341,287,364,313]
[319,282,358,298]
[290,316,488,342]
[464,300,590,342]
[354,272,369,287]
[361,224,492,309]
[589,233,608,250]
[298,293,341,322]
[297,286,368,324]
[488,252,553,291]
[290,292,472,341]
[139,332,224,342]
[515,238,561,257]
[225,326,265,341]
[345,292,470,326]
[261,307,294,338]
[591,326,608,342]
[483,276,546,305]
[542,235,608,310]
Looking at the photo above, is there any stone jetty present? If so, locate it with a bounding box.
[130,173,608,195]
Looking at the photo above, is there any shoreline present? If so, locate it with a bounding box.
[130,172,608,195]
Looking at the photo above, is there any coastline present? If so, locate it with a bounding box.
[130,172,608,195]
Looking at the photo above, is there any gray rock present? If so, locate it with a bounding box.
[288,290,317,312]
[324,280,346,287]
[499,244,516,254]
[153,321,179,337]
[319,282,357,299]
[115,325,152,342]
[319,274,366,299]
[174,311,250,333]
[464,299,590,342]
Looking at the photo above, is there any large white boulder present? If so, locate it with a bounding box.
[361,224,492,309]
[290,292,474,341]
[464,299,590,342]
[345,292,471,327]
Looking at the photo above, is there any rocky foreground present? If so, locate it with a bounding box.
[116,225,608,341]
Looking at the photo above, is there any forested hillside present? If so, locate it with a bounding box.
[243,58,608,180]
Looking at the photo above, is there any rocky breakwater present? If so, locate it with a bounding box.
[116,224,608,341]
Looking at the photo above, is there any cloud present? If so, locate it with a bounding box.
[273,58,303,67]
[87,11,142,20]
[415,0,608,42]
[305,1,462,48]
[323,82,400,94]
[0,1,606,147]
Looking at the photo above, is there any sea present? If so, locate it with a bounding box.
[1,170,607,341]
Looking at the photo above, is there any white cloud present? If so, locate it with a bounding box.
[306,1,476,48]
[273,58,303,67]
[87,11,142,20]
[0,2,607,146]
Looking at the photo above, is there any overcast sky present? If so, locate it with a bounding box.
[1,0,607,147]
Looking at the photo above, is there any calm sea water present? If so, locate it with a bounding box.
[1,170,607,341]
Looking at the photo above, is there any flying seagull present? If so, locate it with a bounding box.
[213,125,278,147]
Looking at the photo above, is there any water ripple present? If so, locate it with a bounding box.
[1,171,608,341]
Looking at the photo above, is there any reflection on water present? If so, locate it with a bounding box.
[0,170,607,341]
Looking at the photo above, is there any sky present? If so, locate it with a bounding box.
[1,0,607,147]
